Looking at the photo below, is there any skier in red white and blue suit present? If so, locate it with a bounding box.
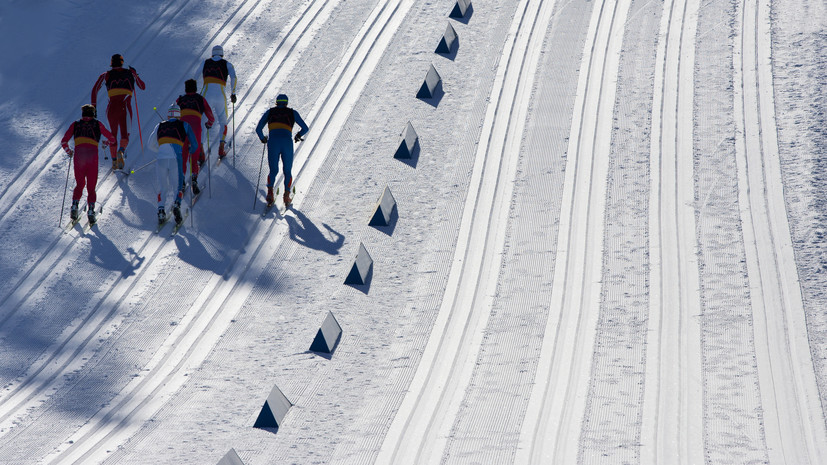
[60,104,116,224]
[197,45,237,160]
[91,53,146,170]
[148,105,199,225]
[255,94,308,206]
[175,79,215,195]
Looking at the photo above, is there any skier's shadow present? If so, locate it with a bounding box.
[87,228,143,277]
[172,228,225,273]
[285,209,345,255]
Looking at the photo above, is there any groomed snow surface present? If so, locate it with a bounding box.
[0,0,825,463]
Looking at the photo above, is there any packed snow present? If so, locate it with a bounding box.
[0,0,825,463]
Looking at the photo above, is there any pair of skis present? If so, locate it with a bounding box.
[261,186,294,217]
[64,204,101,234]
[156,192,202,235]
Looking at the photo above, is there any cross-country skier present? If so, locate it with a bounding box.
[61,105,117,224]
[148,105,199,226]
[175,79,215,195]
[196,45,237,160]
[91,53,146,170]
[255,94,309,207]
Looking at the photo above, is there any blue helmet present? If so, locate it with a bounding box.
[276,94,288,106]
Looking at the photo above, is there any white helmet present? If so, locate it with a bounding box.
[212,45,224,57]
[168,105,181,119]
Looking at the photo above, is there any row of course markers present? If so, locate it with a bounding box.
[215,1,473,463]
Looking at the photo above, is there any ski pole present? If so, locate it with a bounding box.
[59,153,72,226]
[129,158,157,174]
[232,99,236,167]
[254,142,266,209]
[134,89,144,150]
[207,127,212,198]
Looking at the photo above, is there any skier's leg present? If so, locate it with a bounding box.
[72,155,84,202]
[88,153,98,204]
[282,140,294,192]
[155,158,169,207]
[106,104,119,160]
[190,123,202,176]
[266,138,280,188]
[182,140,192,178]
[76,148,99,204]
[118,97,130,151]
[175,152,185,204]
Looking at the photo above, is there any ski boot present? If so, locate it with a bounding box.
[218,141,227,159]
[266,187,275,206]
[283,191,292,208]
[158,207,167,225]
[116,147,126,170]
[70,200,80,221]
[87,203,97,225]
[191,176,201,196]
[173,201,183,225]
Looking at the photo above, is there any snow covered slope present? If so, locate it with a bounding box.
[0,0,825,463]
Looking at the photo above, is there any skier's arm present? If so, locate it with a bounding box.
[227,61,237,93]
[91,72,107,107]
[294,110,309,138]
[129,67,146,90]
[255,111,269,141]
[60,123,76,154]
[184,122,199,156]
[203,98,216,126]
[148,124,160,152]
[99,121,117,146]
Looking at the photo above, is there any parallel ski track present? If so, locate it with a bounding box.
[513,0,631,462]
[375,0,559,463]
[733,0,827,460]
[640,0,703,461]
[0,0,276,318]
[41,0,418,461]
[0,0,338,442]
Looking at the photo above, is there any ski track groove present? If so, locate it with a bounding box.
[578,0,660,460]
[513,0,631,461]
[374,0,561,462]
[733,0,827,460]
[640,0,705,460]
[441,0,592,462]
[41,0,418,461]
[0,0,340,450]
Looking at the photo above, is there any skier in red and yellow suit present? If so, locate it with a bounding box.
[91,54,146,169]
[175,79,215,195]
[60,105,116,224]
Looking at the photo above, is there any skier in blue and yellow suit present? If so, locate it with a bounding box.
[255,94,309,206]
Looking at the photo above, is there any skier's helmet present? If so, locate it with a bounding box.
[168,105,181,119]
[276,94,288,107]
[212,45,224,57]
[185,79,197,93]
[111,54,124,67]
[81,104,96,118]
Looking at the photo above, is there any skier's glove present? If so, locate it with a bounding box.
[294,134,304,143]
[65,148,73,157]
[205,121,213,129]
[230,94,237,104]
[260,136,268,144]
[101,140,109,150]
